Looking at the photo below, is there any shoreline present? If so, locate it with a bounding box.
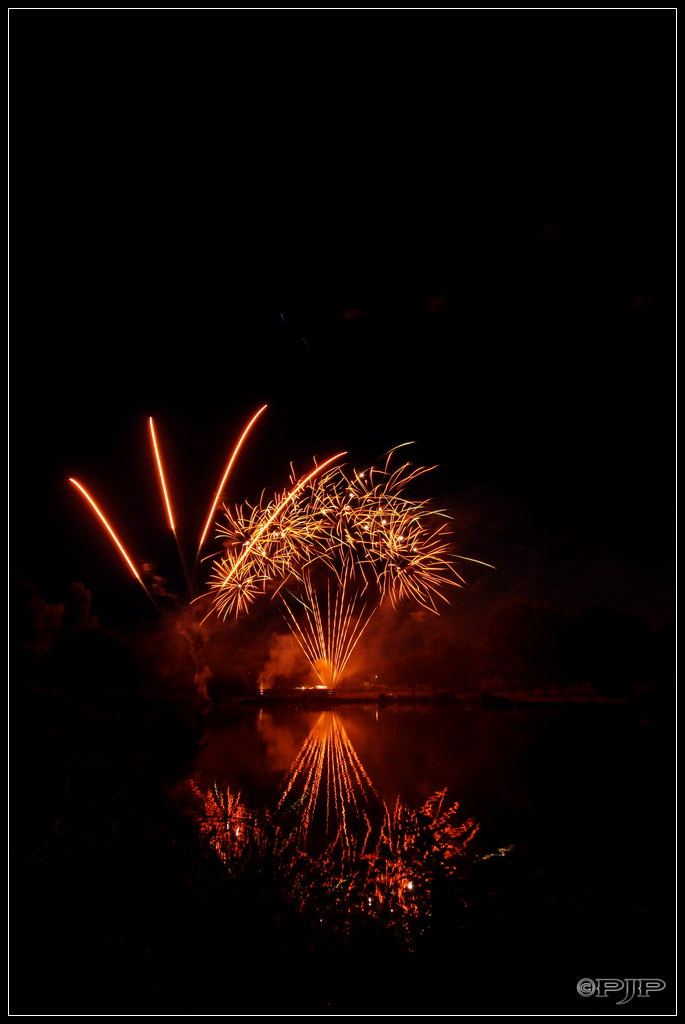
[205,686,674,712]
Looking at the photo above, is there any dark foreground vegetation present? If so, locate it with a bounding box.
[9,577,676,1014]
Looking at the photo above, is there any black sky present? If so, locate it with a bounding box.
[9,12,675,629]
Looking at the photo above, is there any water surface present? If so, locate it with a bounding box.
[176,699,675,1013]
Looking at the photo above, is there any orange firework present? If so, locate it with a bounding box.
[212,450,347,600]
[149,417,176,533]
[68,405,279,608]
[209,447,494,685]
[68,477,157,607]
[281,561,375,689]
[149,416,193,594]
[197,404,268,557]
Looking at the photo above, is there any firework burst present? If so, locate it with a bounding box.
[206,451,347,622]
[208,446,493,687]
[69,410,492,692]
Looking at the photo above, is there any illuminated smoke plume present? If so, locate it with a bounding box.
[256,631,308,692]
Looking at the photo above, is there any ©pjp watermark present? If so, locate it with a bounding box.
[577,978,666,1005]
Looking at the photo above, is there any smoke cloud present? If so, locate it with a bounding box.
[256,630,310,690]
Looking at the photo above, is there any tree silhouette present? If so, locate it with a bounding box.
[483,599,571,698]
[569,605,653,698]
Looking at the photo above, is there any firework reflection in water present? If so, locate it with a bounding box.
[277,711,382,855]
[183,711,479,947]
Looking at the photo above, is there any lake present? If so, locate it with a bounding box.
[174,697,676,1015]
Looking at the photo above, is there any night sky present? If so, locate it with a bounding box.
[10,12,675,633]
[8,16,677,1015]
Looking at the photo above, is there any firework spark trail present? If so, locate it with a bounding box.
[68,478,158,608]
[281,564,375,688]
[149,416,192,595]
[300,457,471,617]
[312,457,496,612]
[149,417,175,533]
[196,404,269,560]
[215,483,321,593]
[208,451,347,622]
[375,516,465,612]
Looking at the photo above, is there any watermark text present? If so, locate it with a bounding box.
[577,978,666,1005]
